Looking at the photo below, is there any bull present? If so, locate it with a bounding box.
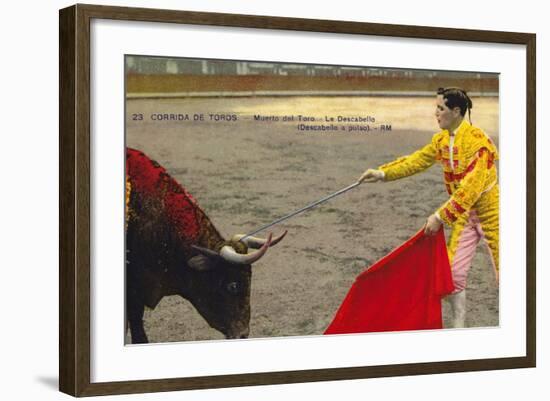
[125,148,286,344]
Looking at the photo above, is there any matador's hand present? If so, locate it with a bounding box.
[424,213,443,235]
[358,169,384,184]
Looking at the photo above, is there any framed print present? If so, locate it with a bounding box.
[59,4,536,397]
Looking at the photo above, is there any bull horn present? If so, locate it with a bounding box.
[220,233,272,265]
[232,230,287,249]
[191,245,221,260]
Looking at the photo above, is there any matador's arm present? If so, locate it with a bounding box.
[378,142,437,181]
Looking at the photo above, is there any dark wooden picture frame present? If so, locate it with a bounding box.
[59,3,536,397]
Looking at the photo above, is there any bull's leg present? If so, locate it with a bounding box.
[127,293,149,344]
[128,306,148,344]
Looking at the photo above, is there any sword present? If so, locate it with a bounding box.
[240,181,361,241]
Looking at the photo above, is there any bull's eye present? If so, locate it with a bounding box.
[226,281,239,295]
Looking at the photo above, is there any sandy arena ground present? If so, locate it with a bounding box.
[125,96,499,344]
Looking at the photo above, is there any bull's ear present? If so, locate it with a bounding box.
[187,255,215,271]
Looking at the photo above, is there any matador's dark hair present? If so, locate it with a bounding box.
[437,87,473,123]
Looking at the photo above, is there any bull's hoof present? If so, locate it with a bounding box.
[131,336,149,344]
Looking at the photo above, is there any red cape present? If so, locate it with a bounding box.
[324,229,454,335]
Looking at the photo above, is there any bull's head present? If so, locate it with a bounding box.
[185,231,287,339]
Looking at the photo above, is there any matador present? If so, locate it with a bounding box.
[359,87,499,328]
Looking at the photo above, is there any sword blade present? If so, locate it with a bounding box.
[241,181,361,241]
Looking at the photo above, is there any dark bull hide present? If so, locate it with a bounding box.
[126,148,286,344]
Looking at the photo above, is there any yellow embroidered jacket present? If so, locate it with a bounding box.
[378,120,499,226]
